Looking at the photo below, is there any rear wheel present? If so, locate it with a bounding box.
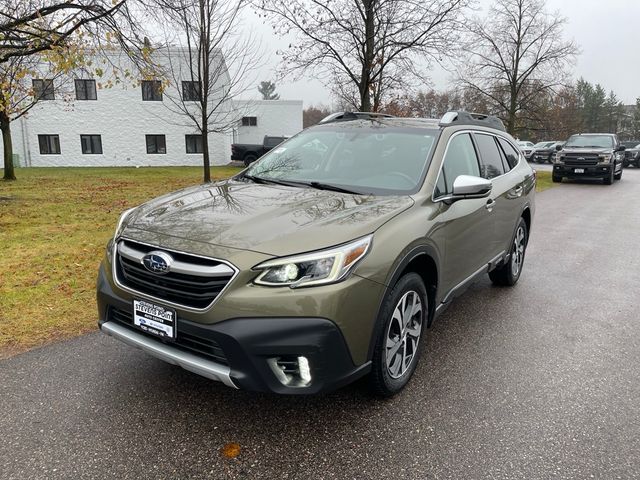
[489,217,528,287]
[243,154,257,167]
[369,273,427,397]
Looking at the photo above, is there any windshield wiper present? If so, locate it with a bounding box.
[243,174,364,194]
[242,174,302,188]
[306,181,364,195]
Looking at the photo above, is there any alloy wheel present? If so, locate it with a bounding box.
[511,226,526,276]
[385,291,423,379]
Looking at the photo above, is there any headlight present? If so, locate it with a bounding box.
[599,153,613,163]
[114,207,136,240]
[253,235,372,288]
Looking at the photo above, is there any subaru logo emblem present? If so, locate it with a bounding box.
[142,251,173,275]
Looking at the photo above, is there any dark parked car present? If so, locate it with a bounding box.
[621,142,640,167]
[532,141,563,163]
[98,111,535,396]
[231,135,287,166]
[553,133,625,184]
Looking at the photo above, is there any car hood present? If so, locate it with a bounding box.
[122,180,414,256]
[561,147,613,155]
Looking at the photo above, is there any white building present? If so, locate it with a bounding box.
[2,49,303,167]
[233,100,303,144]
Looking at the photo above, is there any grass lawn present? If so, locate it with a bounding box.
[535,170,554,192]
[0,166,241,358]
[0,165,555,358]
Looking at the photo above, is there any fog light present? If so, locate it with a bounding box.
[267,355,312,387]
[297,356,311,385]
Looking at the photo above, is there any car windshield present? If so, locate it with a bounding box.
[242,125,438,195]
[534,142,551,148]
[565,135,614,148]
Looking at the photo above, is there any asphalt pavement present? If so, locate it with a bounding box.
[2,168,640,479]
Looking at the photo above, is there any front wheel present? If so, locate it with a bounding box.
[369,273,427,397]
[603,167,614,185]
[552,174,562,183]
[489,217,528,287]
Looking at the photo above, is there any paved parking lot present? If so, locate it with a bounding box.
[1,169,639,479]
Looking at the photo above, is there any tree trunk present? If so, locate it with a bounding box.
[202,128,211,183]
[507,85,518,135]
[359,0,375,112]
[1,113,16,181]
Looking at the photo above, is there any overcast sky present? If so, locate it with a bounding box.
[241,0,638,107]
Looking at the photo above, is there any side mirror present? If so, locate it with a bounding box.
[615,145,626,152]
[444,175,492,203]
[555,144,563,151]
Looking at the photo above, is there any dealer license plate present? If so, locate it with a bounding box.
[133,299,176,340]
[574,168,585,174]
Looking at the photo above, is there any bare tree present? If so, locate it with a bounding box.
[150,0,260,182]
[457,0,579,135]
[256,0,471,112]
[0,0,144,63]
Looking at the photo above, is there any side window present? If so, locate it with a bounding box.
[475,134,505,179]
[435,133,480,197]
[497,137,520,169]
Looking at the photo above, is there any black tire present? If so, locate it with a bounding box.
[603,167,614,185]
[614,168,622,180]
[552,174,562,183]
[489,217,528,287]
[369,273,428,397]
[243,154,257,167]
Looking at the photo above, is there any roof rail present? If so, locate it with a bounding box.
[439,111,506,132]
[319,111,394,124]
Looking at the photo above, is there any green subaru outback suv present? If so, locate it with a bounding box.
[97,111,535,396]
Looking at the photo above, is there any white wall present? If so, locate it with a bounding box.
[2,48,232,167]
[234,100,303,144]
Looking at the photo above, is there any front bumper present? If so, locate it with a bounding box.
[553,163,613,178]
[97,265,371,394]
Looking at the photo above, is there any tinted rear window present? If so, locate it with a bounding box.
[474,134,505,179]
[497,138,520,169]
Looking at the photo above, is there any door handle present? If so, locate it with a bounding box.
[513,185,523,197]
[485,199,496,211]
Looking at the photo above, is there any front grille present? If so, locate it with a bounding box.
[563,153,599,166]
[109,307,228,365]
[115,239,236,310]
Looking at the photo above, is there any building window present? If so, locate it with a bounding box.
[185,134,203,154]
[146,134,166,154]
[75,79,97,100]
[241,116,257,127]
[141,80,162,101]
[38,135,61,154]
[182,81,201,101]
[32,79,55,100]
[81,135,103,154]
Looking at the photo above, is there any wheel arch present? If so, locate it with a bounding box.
[521,206,532,239]
[366,246,440,362]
